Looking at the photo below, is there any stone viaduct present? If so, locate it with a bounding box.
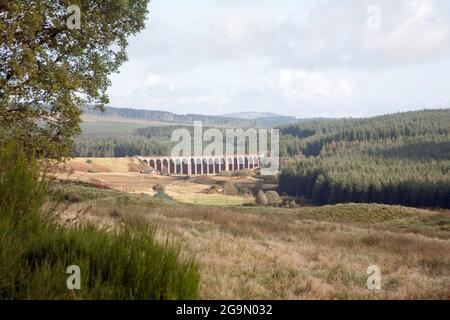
[137,154,261,175]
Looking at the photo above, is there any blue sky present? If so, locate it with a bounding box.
[107,0,450,118]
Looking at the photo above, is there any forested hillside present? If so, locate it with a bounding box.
[279,109,450,156]
[75,125,263,157]
[75,126,196,157]
[74,135,172,157]
[279,109,450,208]
[82,105,296,128]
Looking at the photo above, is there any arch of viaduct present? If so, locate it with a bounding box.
[137,155,261,175]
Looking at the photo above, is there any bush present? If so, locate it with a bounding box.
[237,186,249,196]
[50,188,82,203]
[219,170,253,177]
[65,191,82,203]
[255,190,268,207]
[0,141,198,299]
[242,202,258,207]
[153,191,174,202]
[109,209,122,219]
[232,170,253,177]
[0,141,47,227]
[266,191,282,207]
[254,181,264,194]
[153,184,166,193]
[205,185,220,194]
[260,175,279,184]
[223,182,238,196]
[281,196,299,208]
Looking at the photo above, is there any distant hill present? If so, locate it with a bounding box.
[81,106,296,128]
[221,111,293,120]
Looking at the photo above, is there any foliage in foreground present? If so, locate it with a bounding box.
[0,142,198,299]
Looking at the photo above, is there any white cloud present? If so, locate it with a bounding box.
[278,69,354,104]
[106,0,450,117]
[223,15,249,40]
[143,73,161,87]
[364,0,450,62]
[142,72,175,92]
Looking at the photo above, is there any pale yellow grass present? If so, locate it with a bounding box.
[57,192,449,299]
[68,157,136,173]
[142,208,450,299]
[165,180,253,206]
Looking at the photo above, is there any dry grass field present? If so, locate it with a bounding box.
[49,159,450,299]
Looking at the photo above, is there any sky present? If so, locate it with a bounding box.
[107,0,450,118]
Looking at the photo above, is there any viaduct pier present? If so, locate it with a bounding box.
[137,154,261,175]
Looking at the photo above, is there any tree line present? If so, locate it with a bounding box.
[74,135,172,157]
[279,109,450,157]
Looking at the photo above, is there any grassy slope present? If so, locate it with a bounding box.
[65,157,140,173]
[80,114,180,136]
[52,181,450,299]
[80,121,149,136]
